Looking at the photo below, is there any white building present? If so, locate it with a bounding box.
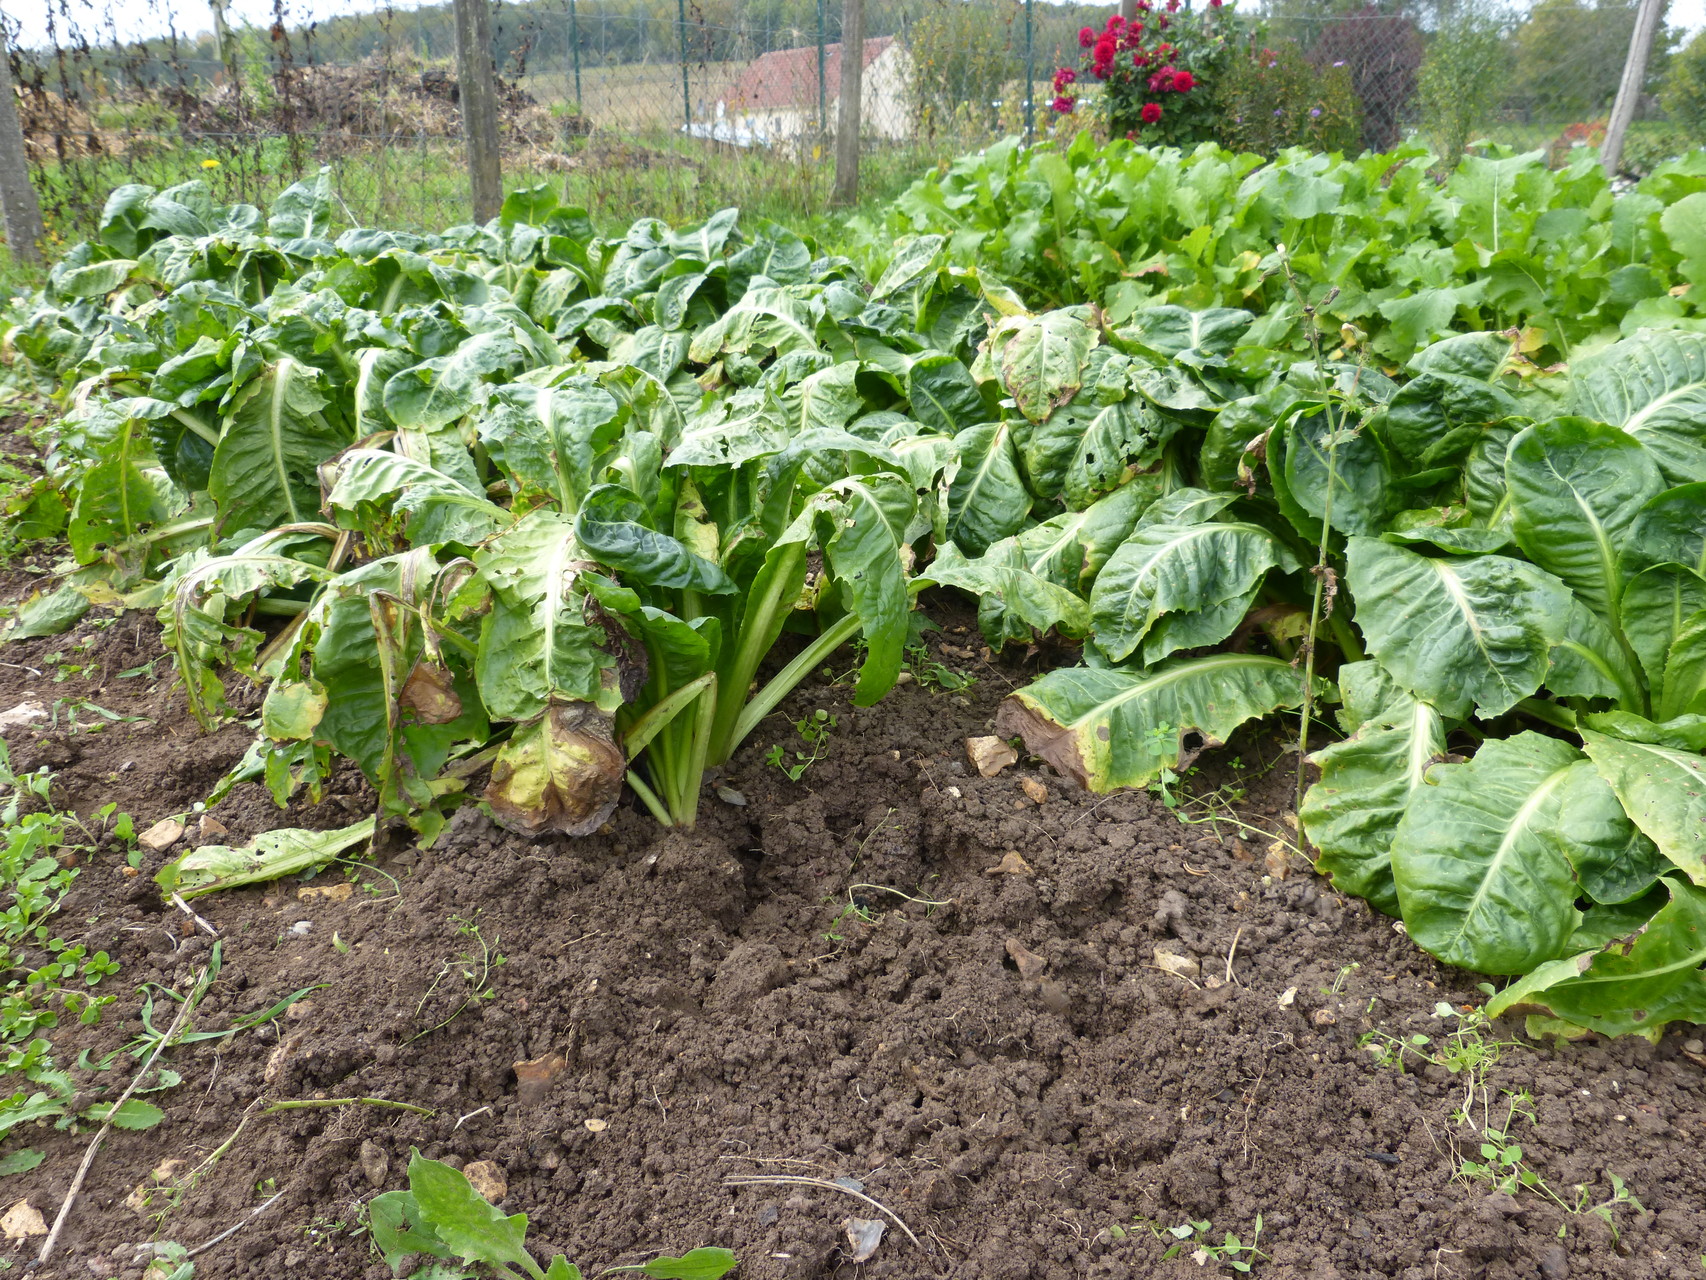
[690,38,913,148]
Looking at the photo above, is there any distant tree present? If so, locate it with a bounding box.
[1663,26,1706,141]
[1512,0,1675,123]
[905,0,1023,137]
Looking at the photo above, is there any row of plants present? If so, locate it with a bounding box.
[1,152,1703,1043]
[852,133,1706,364]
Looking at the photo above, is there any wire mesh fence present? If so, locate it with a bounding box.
[3,0,1698,244]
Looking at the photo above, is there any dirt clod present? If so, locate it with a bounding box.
[464,1161,508,1204]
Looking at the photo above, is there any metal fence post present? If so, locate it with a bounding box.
[817,0,828,140]
[678,0,691,133]
[1024,0,1035,145]
[569,0,582,106]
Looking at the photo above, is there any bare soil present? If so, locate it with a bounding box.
[2,595,1703,1280]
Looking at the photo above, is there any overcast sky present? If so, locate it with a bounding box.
[5,0,1703,49]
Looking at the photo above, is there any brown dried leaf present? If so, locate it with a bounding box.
[297,882,353,902]
[400,659,463,726]
[514,1052,567,1105]
[1152,948,1200,981]
[1005,937,1048,980]
[1264,842,1292,880]
[484,702,625,838]
[983,851,1034,877]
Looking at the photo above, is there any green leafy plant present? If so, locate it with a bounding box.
[1136,1214,1269,1272]
[1217,39,1361,156]
[766,708,837,781]
[369,1150,738,1279]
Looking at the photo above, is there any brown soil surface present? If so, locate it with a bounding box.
[1,595,1703,1280]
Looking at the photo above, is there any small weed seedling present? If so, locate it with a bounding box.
[1360,1001,1519,1127]
[407,916,504,1044]
[369,1149,738,1279]
[1454,1091,1644,1237]
[766,708,836,782]
[902,616,975,692]
[1127,1215,1269,1272]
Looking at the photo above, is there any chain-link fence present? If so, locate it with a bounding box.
[3,0,1698,244]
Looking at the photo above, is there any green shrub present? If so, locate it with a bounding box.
[1663,28,1706,144]
[1218,40,1361,156]
[1418,0,1513,170]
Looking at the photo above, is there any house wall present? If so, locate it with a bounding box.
[862,46,911,140]
[716,47,915,146]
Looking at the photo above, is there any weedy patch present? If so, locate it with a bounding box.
[369,1149,738,1279]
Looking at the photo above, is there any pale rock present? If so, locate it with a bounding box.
[965,736,1017,777]
[464,1160,507,1204]
[138,818,185,852]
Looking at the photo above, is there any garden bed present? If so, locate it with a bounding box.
[3,597,1703,1280]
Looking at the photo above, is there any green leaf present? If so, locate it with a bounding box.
[209,358,345,532]
[0,1149,44,1176]
[927,540,1091,641]
[909,353,987,433]
[1089,521,1297,664]
[1622,482,1706,576]
[999,312,1096,424]
[606,1249,741,1279]
[1621,564,1706,694]
[575,486,735,594]
[155,818,377,899]
[1486,877,1706,1040]
[1581,730,1706,885]
[1390,733,1586,974]
[1658,612,1706,720]
[543,1258,584,1280]
[474,510,625,724]
[1569,330,1706,484]
[1345,537,1572,720]
[945,421,1031,557]
[384,333,524,432]
[1382,332,1521,468]
[1279,409,1392,537]
[993,655,1313,793]
[326,450,507,548]
[1507,416,1665,621]
[6,586,91,641]
[87,1098,164,1130]
[1302,661,1447,917]
[478,380,626,513]
[1546,596,1645,709]
[369,1189,455,1273]
[813,473,917,705]
[406,1151,540,1274]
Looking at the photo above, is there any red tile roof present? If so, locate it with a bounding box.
[726,37,895,111]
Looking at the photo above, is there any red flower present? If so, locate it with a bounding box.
[1095,37,1116,59]
[1157,13,1170,29]
[1172,70,1196,91]
[1052,95,1077,114]
[1053,67,1077,91]
[1210,0,1223,7]
[1166,0,1180,10]
[1148,66,1175,92]
[1141,102,1163,124]
[1106,14,1124,30]
[1132,49,1149,68]
[1078,25,1095,46]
